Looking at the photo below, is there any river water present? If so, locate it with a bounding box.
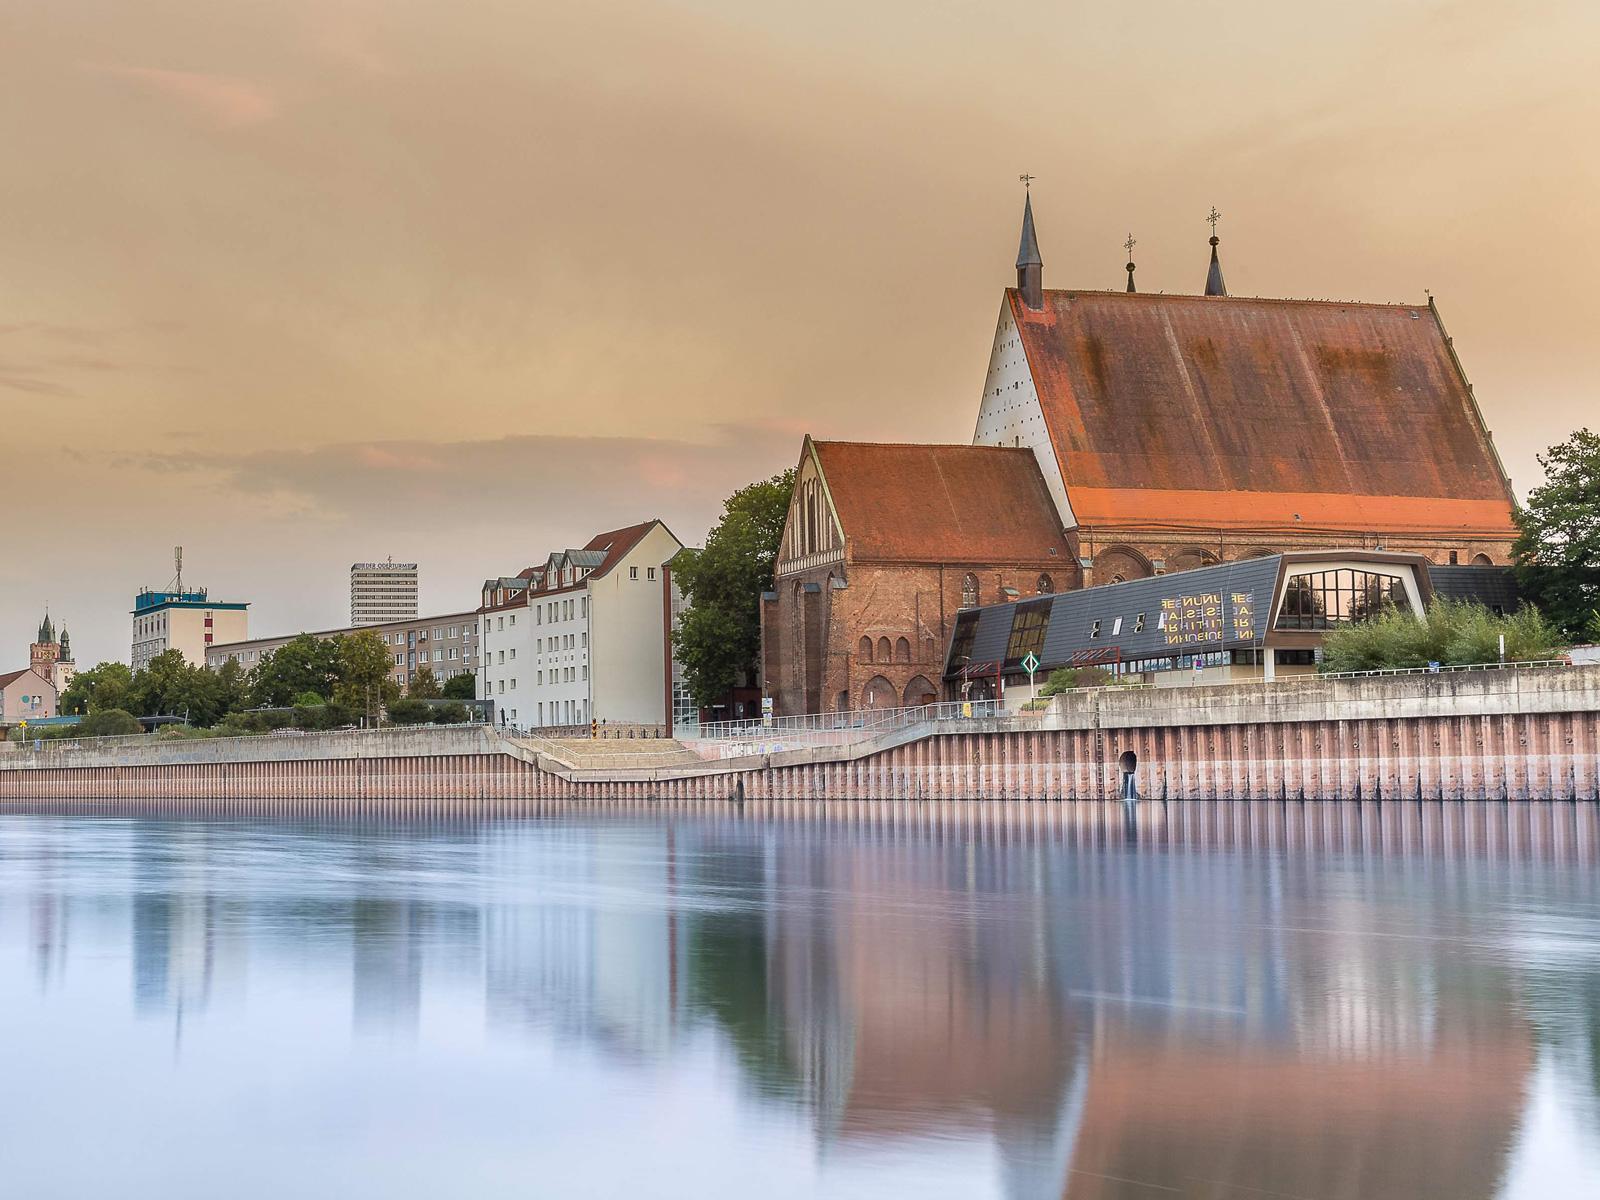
[2,800,1598,1198]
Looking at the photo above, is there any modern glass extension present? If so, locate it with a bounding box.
[1276,569,1407,631]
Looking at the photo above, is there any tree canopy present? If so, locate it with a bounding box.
[58,661,134,715]
[671,469,795,708]
[249,635,342,707]
[1514,427,1600,640]
[441,671,477,700]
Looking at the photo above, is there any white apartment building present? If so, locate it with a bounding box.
[131,588,250,670]
[479,520,683,730]
[350,560,419,626]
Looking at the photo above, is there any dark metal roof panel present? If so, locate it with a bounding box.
[1426,564,1520,611]
[946,557,1284,678]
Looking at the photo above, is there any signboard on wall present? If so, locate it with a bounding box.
[1160,590,1256,647]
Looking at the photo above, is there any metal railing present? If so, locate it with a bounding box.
[690,699,1005,742]
[1308,658,1576,682]
[684,659,1585,744]
[1,721,487,760]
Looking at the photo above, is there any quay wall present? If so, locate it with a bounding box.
[3,668,1598,805]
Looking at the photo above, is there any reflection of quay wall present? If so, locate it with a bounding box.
[2,668,1598,802]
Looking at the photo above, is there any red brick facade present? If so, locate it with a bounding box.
[763,560,1075,716]
[761,439,1076,716]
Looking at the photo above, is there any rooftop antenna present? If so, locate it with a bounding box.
[174,545,183,595]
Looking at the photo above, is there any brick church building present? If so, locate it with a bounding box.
[762,195,1520,714]
[762,438,1072,716]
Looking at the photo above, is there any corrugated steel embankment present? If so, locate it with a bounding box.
[2,668,1598,806]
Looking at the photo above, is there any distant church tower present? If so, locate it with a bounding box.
[29,613,74,691]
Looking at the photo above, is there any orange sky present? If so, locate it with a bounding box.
[3,0,1597,665]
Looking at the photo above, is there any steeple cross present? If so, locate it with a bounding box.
[1207,206,1222,234]
[1018,173,1035,190]
[1124,233,1137,258]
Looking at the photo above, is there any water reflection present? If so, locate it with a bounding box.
[1,801,1597,1198]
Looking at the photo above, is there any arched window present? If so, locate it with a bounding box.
[1110,574,1126,585]
[1036,573,1054,595]
[961,573,979,609]
[894,636,911,663]
[877,636,892,663]
[858,636,873,662]
[1471,553,1494,566]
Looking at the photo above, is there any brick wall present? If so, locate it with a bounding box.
[764,557,1079,716]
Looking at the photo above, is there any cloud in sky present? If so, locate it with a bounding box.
[79,62,280,128]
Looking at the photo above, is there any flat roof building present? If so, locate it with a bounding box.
[942,551,1519,700]
[132,587,249,671]
[351,560,419,627]
[209,609,480,692]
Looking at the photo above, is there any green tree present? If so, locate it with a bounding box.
[441,672,477,700]
[1514,428,1600,638]
[333,630,400,717]
[249,634,341,707]
[127,650,227,725]
[430,701,470,725]
[386,698,433,725]
[58,661,134,715]
[671,469,795,707]
[408,665,442,698]
[78,708,142,738]
[214,657,248,716]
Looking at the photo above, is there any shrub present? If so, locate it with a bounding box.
[429,701,470,725]
[1038,666,1114,696]
[78,708,143,738]
[386,698,433,725]
[1319,599,1566,673]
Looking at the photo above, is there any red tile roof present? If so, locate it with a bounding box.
[813,441,1071,563]
[1008,289,1517,536]
[0,668,42,690]
[477,520,671,613]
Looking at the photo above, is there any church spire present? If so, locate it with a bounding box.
[1124,233,1137,293]
[59,626,72,662]
[1204,206,1227,297]
[38,613,54,645]
[1015,178,1043,310]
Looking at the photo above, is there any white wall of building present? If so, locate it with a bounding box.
[589,523,682,726]
[479,522,683,731]
[971,298,1076,528]
[132,604,248,670]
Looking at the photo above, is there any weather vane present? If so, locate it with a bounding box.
[1019,173,1035,190]
[1207,206,1222,234]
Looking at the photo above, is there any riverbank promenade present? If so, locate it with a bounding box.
[4,664,1598,805]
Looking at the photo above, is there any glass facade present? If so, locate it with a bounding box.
[1004,599,1051,664]
[1276,569,1406,631]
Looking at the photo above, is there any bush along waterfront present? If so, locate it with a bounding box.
[1318,599,1567,674]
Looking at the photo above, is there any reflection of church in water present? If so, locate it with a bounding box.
[773,822,1536,1198]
